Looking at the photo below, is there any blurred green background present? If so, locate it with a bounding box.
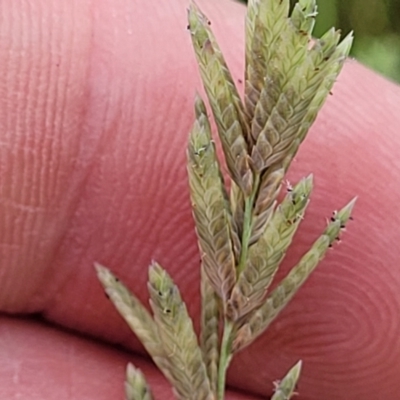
[238,0,400,83]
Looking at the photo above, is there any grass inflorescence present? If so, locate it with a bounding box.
[96,0,355,398]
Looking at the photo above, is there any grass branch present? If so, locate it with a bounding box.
[96,1,356,398]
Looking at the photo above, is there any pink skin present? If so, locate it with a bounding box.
[0,0,400,398]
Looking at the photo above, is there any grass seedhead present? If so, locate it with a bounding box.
[96,1,356,398]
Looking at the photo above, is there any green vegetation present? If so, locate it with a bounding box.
[96,0,356,398]
[239,0,400,83]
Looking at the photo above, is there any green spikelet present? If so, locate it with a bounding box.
[188,3,253,194]
[125,363,154,400]
[295,31,354,144]
[249,4,353,173]
[200,264,220,395]
[271,361,302,400]
[187,95,237,305]
[148,262,213,400]
[227,176,313,321]
[290,0,317,34]
[245,0,290,123]
[232,198,356,352]
[249,166,285,244]
[95,264,172,378]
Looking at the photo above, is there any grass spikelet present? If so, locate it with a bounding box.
[148,262,213,400]
[271,360,302,400]
[250,166,285,245]
[296,31,354,144]
[232,197,356,351]
[290,0,317,34]
[188,3,252,194]
[125,363,154,400]
[230,181,245,260]
[249,0,308,146]
[244,0,259,72]
[200,265,220,395]
[187,95,237,304]
[245,0,290,122]
[227,176,313,321]
[95,264,167,364]
[248,1,352,175]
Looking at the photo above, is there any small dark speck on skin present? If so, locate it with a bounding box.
[238,78,243,84]
[207,20,211,26]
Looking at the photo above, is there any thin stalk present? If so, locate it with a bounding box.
[237,173,260,274]
[217,319,234,400]
[218,175,260,399]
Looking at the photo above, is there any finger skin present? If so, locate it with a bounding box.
[0,316,258,400]
[0,0,400,399]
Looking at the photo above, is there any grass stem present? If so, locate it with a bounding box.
[217,320,234,400]
[237,173,260,274]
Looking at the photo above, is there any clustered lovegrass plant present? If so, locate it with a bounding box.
[95,0,356,398]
